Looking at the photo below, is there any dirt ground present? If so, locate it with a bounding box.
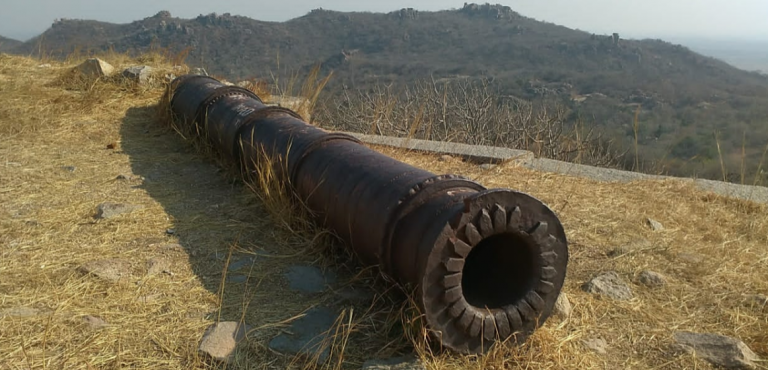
[1,54,766,369]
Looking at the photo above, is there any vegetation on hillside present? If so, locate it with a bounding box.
[4,3,768,184]
[0,35,22,52]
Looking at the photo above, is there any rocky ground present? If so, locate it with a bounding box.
[0,54,766,369]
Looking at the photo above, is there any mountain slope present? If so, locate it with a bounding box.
[9,4,768,181]
[0,35,21,52]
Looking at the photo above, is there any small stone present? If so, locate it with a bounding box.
[438,155,452,162]
[82,315,108,329]
[199,321,251,363]
[673,331,758,369]
[165,228,176,235]
[582,338,608,354]
[95,202,140,219]
[122,65,153,84]
[646,218,664,231]
[78,259,132,282]
[147,257,173,276]
[0,306,43,318]
[116,174,133,180]
[636,270,667,288]
[478,163,496,170]
[268,307,337,364]
[362,356,426,370]
[553,292,572,318]
[61,165,77,172]
[285,265,337,294]
[582,271,633,300]
[76,58,115,78]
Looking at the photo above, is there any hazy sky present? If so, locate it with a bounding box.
[1,0,767,42]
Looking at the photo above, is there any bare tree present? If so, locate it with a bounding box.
[318,78,623,167]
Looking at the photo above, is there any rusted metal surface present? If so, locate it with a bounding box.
[168,75,569,354]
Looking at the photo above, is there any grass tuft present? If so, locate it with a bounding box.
[1,52,767,370]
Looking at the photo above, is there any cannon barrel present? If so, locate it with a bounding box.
[167,75,569,354]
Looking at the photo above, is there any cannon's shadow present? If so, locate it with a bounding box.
[119,105,401,366]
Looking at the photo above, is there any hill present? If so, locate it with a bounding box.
[7,4,768,182]
[0,52,766,370]
[0,35,21,52]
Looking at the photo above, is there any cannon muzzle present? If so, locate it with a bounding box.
[167,75,569,354]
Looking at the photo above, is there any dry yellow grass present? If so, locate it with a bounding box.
[1,53,766,370]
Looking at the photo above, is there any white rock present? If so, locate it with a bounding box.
[646,218,664,231]
[199,322,251,363]
[122,65,153,84]
[76,58,115,78]
[553,292,572,318]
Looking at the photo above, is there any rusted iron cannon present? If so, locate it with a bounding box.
[167,75,569,354]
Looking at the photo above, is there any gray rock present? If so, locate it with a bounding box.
[78,259,132,282]
[582,338,608,354]
[76,58,115,78]
[95,202,140,219]
[673,332,758,369]
[165,228,176,235]
[553,292,572,318]
[636,270,667,288]
[122,66,153,84]
[199,321,251,363]
[345,132,534,164]
[285,265,337,294]
[0,306,44,318]
[646,218,664,231]
[269,307,337,364]
[582,271,633,300]
[82,315,108,329]
[61,165,77,172]
[362,356,426,370]
[478,163,496,170]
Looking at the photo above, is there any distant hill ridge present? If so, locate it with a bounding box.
[0,35,21,52]
[5,3,768,182]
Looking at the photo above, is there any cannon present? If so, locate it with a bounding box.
[166,75,569,354]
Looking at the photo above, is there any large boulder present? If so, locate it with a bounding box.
[76,58,115,78]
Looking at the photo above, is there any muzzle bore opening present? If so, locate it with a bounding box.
[461,233,540,310]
